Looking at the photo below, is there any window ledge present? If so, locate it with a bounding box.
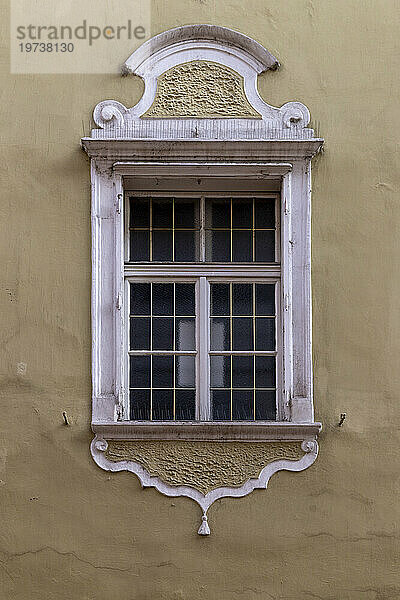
[92,421,322,442]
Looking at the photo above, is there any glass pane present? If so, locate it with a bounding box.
[232,355,253,388]
[207,198,230,228]
[256,284,275,315]
[174,230,196,262]
[152,317,173,350]
[255,391,276,420]
[152,283,173,316]
[130,355,151,388]
[232,199,252,228]
[211,390,230,420]
[175,390,196,420]
[206,230,231,262]
[175,283,195,316]
[130,283,150,315]
[232,391,253,420]
[152,198,173,227]
[232,318,253,350]
[255,230,275,262]
[152,390,173,420]
[210,355,230,388]
[130,230,149,261]
[176,355,195,388]
[176,318,195,350]
[232,230,252,262]
[152,230,173,261]
[255,356,276,388]
[255,318,275,351]
[174,199,196,228]
[130,389,150,420]
[210,317,230,351]
[152,355,174,388]
[232,284,252,315]
[210,284,230,316]
[130,197,149,227]
[130,318,150,350]
[255,198,275,228]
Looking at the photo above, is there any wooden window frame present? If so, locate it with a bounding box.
[82,157,321,442]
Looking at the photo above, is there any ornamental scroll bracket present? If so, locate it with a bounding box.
[91,435,319,535]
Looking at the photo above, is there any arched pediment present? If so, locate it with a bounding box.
[91,25,314,141]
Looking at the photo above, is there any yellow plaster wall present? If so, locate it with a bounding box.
[1,1,399,598]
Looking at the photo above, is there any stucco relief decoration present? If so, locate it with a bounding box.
[82,25,323,535]
[142,61,262,119]
[104,440,304,494]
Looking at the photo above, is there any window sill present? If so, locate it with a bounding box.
[92,421,322,442]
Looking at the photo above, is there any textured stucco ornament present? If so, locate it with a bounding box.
[105,440,303,494]
[142,61,261,119]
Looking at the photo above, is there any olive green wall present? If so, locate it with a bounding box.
[1,1,399,598]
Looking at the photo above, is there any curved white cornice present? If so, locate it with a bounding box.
[122,24,280,75]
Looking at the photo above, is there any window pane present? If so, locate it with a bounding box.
[206,230,231,262]
[152,198,173,227]
[130,355,151,388]
[130,283,150,315]
[255,230,275,262]
[210,284,230,316]
[130,197,150,227]
[255,391,276,420]
[176,355,195,388]
[232,318,253,350]
[210,317,230,351]
[174,230,196,262]
[130,390,150,420]
[152,317,173,350]
[174,199,196,228]
[255,284,275,315]
[255,198,275,228]
[175,390,196,420]
[152,355,174,388]
[152,390,174,420]
[232,391,253,420]
[175,283,195,316]
[232,355,253,388]
[210,355,230,388]
[232,230,252,262]
[232,198,252,228]
[255,356,275,388]
[207,198,230,228]
[211,390,230,420]
[130,230,149,261]
[152,230,173,261]
[152,283,173,316]
[255,318,275,350]
[232,284,252,315]
[176,318,195,350]
[130,318,150,350]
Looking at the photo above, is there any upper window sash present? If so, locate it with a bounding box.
[124,193,281,264]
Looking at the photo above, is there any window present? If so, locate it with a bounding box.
[125,193,283,423]
[84,24,323,533]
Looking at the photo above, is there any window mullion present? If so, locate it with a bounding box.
[198,276,210,420]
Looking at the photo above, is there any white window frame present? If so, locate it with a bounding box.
[83,157,321,442]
